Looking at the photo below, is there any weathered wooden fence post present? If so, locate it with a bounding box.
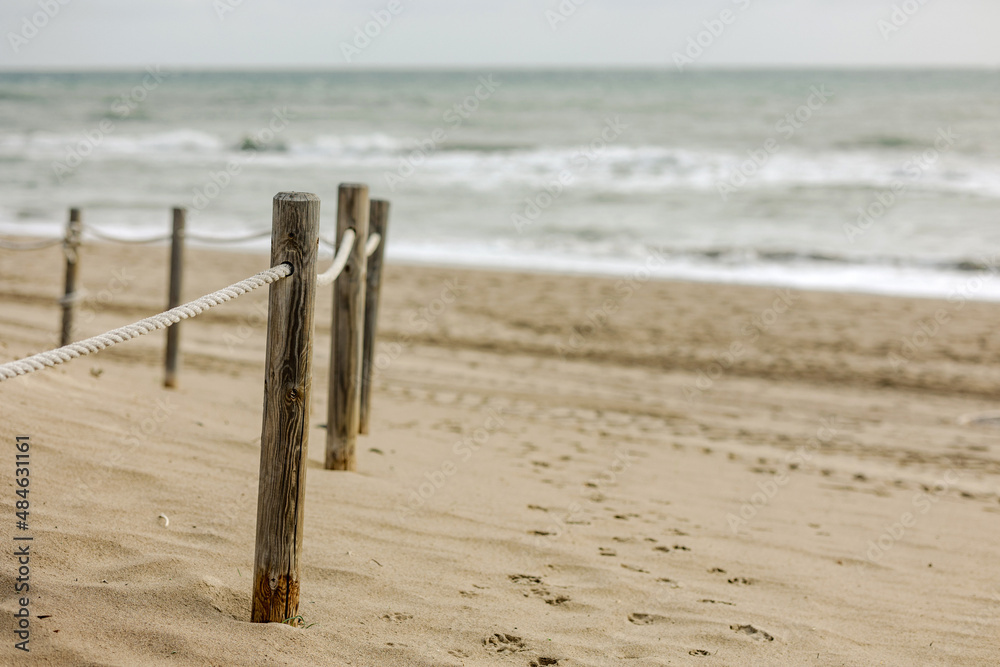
[60,208,82,346]
[163,207,186,388]
[359,199,389,435]
[252,192,321,625]
[325,184,369,470]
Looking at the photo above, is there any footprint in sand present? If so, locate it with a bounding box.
[628,613,668,625]
[728,577,754,586]
[689,649,711,656]
[381,613,413,623]
[509,574,571,606]
[483,633,528,654]
[530,658,561,666]
[731,624,774,642]
[621,564,649,574]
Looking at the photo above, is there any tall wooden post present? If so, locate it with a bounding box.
[60,208,82,346]
[359,199,389,435]
[252,192,321,625]
[325,184,369,471]
[164,207,186,388]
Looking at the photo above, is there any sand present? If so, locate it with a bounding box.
[1,240,999,666]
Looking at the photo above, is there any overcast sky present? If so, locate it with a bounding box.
[1,0,998,69]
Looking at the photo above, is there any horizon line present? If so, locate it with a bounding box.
[0,64,998,74]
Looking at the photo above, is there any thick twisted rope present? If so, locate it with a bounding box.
[366,233,381,257]
[0,264,292,383]
[186,229,273,244]
[317,229,356,287]
[82,223,173,245]
[0,236,64,251]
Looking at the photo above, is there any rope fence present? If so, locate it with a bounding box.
[0,264,291,382]
[0,188,391,627]
[81,223,174,245]
[0,236,64,251]
[365,233,381,258]
[185,229,273,244]
[317,229,356,287]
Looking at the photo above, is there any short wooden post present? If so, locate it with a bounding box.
[359,199,389,435]
[60,208,82,346]
[252,192,321,625]
[163,207,186,388]
[325,184,369,471]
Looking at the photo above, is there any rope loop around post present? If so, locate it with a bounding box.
[316,228,357,287]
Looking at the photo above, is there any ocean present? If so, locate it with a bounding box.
[1,69,999,300]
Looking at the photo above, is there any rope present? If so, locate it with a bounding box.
[186,229,273,244]
[0,236,63,251]
[82,223,172,245]
[317,229,356,287]
[366,233,381,258]
[0,264,291,383]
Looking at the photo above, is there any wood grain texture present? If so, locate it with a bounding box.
[359,199,389,435]
[252,192,320,624]
[163,208,186,389]
[325,184,369,470]
[60,208,82,346]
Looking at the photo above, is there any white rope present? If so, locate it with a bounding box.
[0,264,292,383]
[317,229,356,287]
[82,223,172,245]
[186,229,272,244]
[0,236,63,251]
[365,233,381,258]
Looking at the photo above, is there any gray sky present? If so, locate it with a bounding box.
[1,0,998,69]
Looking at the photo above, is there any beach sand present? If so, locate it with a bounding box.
[1,241,999,666]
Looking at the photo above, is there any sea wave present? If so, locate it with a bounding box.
[1,129,999,198]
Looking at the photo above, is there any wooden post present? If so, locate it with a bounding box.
[252,192,321,625]
[359,199,389,435]
[325,184,369,471]
[164,208,186,389]
[60,208,82,346]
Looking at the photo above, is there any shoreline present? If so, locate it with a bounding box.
[4,229,1000,305]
